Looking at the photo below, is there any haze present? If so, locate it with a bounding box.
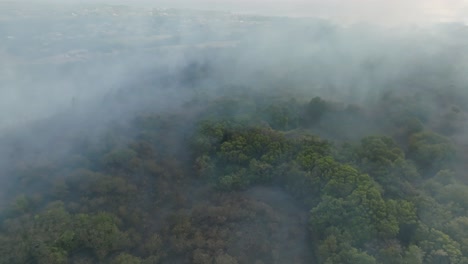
[14,0,468,23]
[0,1,468,263]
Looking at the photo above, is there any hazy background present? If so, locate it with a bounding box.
[151,0,468,24]
[1,0,468,135]
[13,0,468,23]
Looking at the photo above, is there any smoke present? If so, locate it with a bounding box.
[1,1,467,141]
[0,1,468,262]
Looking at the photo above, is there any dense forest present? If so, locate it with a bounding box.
[0,85,467,263]
[1,2,468,264]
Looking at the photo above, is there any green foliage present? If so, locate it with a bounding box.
[1,95,467,264]
[0,202,128,263]
[402,245,424,264]
[358,136,405,165]
[344,136,420,198]
[433,169,455,185]
[102,148,138,171]
[296,136,332,170]
[218,169,249,190]
[248,159,274,184]
[12,194,31,213]
[396,117,424,137]
[114,253,142,264]
[353,136,402,176]
[220,135,250,164]
[316,231,377,264]
[192,120,231,156]
[261,99,301,130]
[309,170,398,243]
[416,225,463,264]
[408,131,456,173]
[305,96,329,125]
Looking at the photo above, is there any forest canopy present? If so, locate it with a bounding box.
[0,90,467,264]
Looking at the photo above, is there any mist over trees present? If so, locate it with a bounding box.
[0,2,468,264]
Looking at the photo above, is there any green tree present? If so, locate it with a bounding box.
[408,131,455,173]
